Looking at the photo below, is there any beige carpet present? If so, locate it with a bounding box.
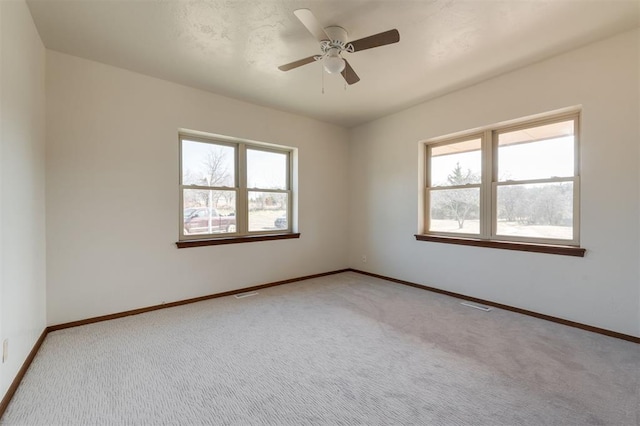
[2,272,639,425]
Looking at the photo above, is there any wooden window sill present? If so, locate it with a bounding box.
[177,233,300,248]
[414,234,585,257]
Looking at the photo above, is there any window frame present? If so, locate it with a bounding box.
[244,145,293,235]
[179,133,294,242]
[423,111,581,248]
[425,134,484,238]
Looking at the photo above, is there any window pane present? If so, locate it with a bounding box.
[430,139,481,187]
[183,189,236,235]
[429,188,480,234]
[182,140,235,187]
[497,120,574,181]
[247,149,288,190]
[248,191,288,232]
[496,182,573,240]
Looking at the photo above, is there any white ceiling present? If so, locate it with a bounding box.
[27,0,640,128]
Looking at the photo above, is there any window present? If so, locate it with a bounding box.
[423,111,581,251]
[179,134,293,243]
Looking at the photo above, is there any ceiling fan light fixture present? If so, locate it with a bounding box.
[279,9,400,85]
[323,52,345,74]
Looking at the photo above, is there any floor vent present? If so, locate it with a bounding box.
[234,291,259,299]
[461,302,492,312]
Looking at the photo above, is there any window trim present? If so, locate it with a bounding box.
[422,110,582,250]
[178,133,294,242]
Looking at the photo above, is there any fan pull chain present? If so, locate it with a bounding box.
[321,67,325,94]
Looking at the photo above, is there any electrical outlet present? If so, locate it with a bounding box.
[362,255,367,263]
[2,339,8,363]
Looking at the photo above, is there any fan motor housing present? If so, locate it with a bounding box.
[324,26,348,45]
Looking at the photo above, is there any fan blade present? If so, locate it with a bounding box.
[294,9,330,42]
[341,59,360,85]
[278,56,317,72]
[349,29,400,52]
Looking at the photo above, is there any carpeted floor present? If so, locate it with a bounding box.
[2,272,639,425]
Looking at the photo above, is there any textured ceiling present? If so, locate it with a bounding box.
[27,0,640,127]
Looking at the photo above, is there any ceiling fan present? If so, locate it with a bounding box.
[278,9,400,85]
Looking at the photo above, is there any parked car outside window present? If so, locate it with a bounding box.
[184,208,236,234]
[274,215,287,229]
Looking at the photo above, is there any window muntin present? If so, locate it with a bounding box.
[247,148,288,190]
[497,119,575,182]
[430,138,482,186]
[180,135,292,240]
[248,191,289,232]
[495,182,574,240]
[429,187,480,234]
[182,190,237,236]
[181,140,235,187]
[425,112,580,246]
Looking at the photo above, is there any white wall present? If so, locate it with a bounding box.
[0,0,47,396]
[46,51,349,325]
[348,29,640,337]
